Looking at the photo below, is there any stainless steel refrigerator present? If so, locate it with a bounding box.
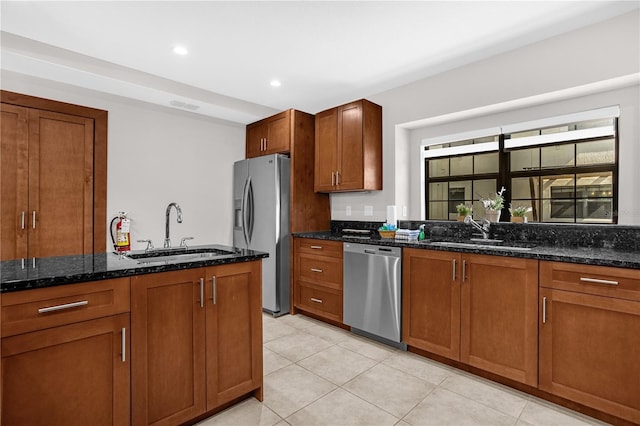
[233,154,290,316]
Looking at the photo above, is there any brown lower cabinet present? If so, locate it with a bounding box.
[131,261,263,426]
[2,313,130,426]
[403,248,538,386]
[539,261,640,424]
[1,277,131,426]
[293,238,344,323]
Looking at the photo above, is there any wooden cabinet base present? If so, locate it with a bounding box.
[407,345,635,426]
[539,288,640,424]
[132,263,263,426]
[2,313,130,426]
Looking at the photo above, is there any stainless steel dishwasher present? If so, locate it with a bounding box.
[343,242,406,349]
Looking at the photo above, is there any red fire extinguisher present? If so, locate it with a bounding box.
[110,212,131,253]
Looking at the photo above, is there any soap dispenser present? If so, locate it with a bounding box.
[418,224,426,241]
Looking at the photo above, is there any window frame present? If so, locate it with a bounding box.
[422,116,619,224]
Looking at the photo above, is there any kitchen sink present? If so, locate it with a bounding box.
[124,247,238,264]
[428,241,533,252]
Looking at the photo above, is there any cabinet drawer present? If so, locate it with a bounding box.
[540,261,640,302]
[2,278,131,337]
[298,254,342,290]
[296,238,343,258]
[297,285,342,321]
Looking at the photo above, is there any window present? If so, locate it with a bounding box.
[422,107,619,223]
[423,129,500,220]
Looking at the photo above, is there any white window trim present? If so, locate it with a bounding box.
[504,125,616,150]
[421,127,501,148]
[501,105,620,134]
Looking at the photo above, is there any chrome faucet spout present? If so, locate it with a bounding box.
[464,215,490,239]
[164,202,183,248]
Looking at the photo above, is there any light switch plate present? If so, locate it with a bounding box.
[364,205,374,216]
[346,206,352,216]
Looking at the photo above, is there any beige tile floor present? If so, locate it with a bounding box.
[198,313,609,426]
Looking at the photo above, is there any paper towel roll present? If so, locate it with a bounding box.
[386,205,397,226]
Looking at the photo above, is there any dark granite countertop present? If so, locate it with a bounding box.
[0,244,268,293]
[294,231,640,270]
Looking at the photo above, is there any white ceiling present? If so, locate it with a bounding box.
[1,1,638,124]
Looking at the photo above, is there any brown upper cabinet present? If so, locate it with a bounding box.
[246,110,291,158]
[314,99,382,192]
[0,91,107,260]
[245,109,330,233]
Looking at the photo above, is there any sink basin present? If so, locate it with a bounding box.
[124,247,237,264]
[428,241,533,252]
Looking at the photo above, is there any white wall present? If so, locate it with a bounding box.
[1,72,246,250]
[334,9,640,224]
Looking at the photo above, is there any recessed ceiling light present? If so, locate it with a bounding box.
[173,45,189,55]
[270,80,281,87]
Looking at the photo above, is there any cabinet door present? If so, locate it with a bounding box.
[0,103,28,260]
[2,313,130,426]
[314,108,338,192]
[460,254,538,386]
[539,288,640,424]
[402,249,461,360]
[131,269,206,426]
[246,122,266,158]
[336,101,364,190]
[264,111,290,154]
[205,261,263,409]
[28,109,94,259]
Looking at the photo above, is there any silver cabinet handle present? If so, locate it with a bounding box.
[20,211,25,230]
[264,138,268,151]
[121,328,126,362]
[331,172,335,186]
[199,278,204,308]
[580,277,618,286]
[310,298,323,303]
[212,276,217,305]
[542,297,547,324]
[310,245,323,250]
[311,268,323,273]
[32,210,36,229]
[38,300,88,314]
[336,171,340,185]
[462,260,467,282]
[452,259,457,281]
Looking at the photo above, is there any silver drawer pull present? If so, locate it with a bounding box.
[310,245,323,250]
[310,268,323,273]
[580,277,619,286]
[212,276,217,305]
[199,278,204,308]
[310,297,323,304]
[121,328,126,362]
[38,300,88,314]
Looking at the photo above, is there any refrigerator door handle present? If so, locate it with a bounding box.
[241,176,251,247]
[246,177,255,245]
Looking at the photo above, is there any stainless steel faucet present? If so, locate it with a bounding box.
[464,215,491,239]
[164,202,183,248]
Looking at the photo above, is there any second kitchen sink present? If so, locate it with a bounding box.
[427,241,534,252]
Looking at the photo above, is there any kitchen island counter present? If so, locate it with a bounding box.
[0,244,268,293]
